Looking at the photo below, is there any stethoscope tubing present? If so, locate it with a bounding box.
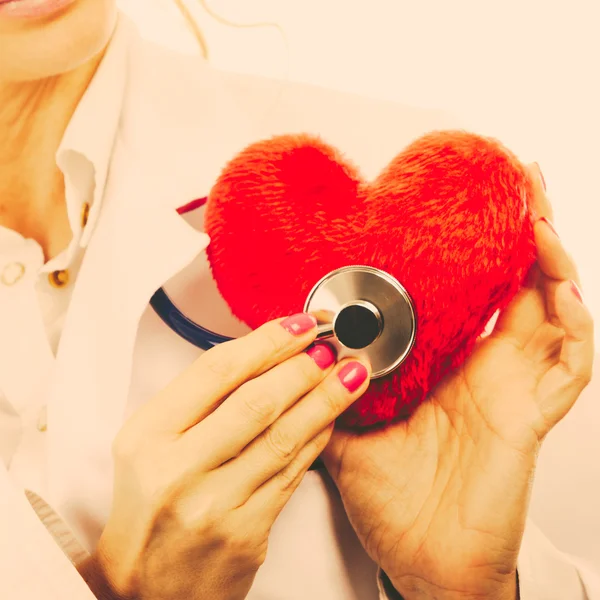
[149,286,324,470]
[150,287,233,350]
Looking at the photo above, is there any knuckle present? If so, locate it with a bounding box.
[112,433,184,507]
[317,385,346,417]
[275,358,320,401]
[295,355,322,386]
[225,535,267,569]
[238,385,279,427]
[207,520,265,564]
[172,490,226,534]
[263,426,301,463]
[276,462,305,493]
[200,346,236,382]
[313,427,333,452]
[277,469,303,495]
[573,370,593,388]
[255,546,268,568]
[256,325,287,357]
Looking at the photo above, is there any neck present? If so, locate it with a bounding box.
[0,55,103,256]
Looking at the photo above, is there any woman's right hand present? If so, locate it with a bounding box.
[85,313,370,600]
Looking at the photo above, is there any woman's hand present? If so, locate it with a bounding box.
[322,165,595,600]
[88,314,370,600]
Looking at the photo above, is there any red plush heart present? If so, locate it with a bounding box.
[205,130,537,428]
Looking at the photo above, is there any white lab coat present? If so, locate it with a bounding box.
[1,14,598,600]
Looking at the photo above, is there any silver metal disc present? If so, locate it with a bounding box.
[303,265,417,378]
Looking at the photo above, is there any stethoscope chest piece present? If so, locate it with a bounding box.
[304,265,416,378]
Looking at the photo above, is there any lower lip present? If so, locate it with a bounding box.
[0,0,77,19]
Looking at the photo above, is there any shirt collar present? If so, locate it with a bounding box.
[55,13,130,253]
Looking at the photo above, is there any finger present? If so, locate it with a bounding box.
[535,217,582,328]
[239,424,334,521]
[223,359,370,503]
[536,280,594,429]
[527,163,553,221]
[534,217,581,287]
[179,342,337,467]
[492,267,546,348]
[135,314,319,434]
[527,162,581,285]
[493,213,582,347]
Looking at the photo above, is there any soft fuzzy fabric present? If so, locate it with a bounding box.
[204,130,537,429]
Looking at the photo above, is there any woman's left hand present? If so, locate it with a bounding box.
[322,164,595,600]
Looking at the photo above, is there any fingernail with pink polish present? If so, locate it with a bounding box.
[570,280,584,304]
[280,313,317,336]
[539,217,559,237]
[338,362,369,393]
[306,343,337,370]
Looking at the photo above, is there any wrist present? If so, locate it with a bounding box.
[384,570,519,600]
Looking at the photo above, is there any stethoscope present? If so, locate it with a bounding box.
[150,264,417,470]
[150,264,418,378]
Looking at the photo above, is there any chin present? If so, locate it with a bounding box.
[0,0,118,82]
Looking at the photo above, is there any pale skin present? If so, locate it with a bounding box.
[1,2,594,600]
[0,0,116,257]
[90,317,370,600]
[3,6,372,600]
